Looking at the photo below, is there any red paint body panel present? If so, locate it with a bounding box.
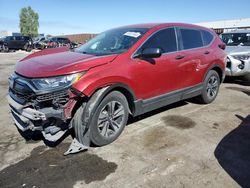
[15,23,226,101]
[16,50,118,78]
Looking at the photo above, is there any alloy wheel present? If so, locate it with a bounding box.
[97,101,125,138]
[206,75,219,99]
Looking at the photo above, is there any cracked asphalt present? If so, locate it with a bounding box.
[0,51,249,188]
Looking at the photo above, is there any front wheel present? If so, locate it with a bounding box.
[89,91,129,146]
[3,45,9,52]
[197,70,220,104]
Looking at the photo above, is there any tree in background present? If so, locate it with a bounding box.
[19,6,39,37]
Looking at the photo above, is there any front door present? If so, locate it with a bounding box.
[131,27,183,99]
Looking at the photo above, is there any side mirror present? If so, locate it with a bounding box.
[134,48,162,58]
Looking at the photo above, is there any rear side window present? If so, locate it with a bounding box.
[201,30,214,46]
[180,28,203,50]
[141,28,177,53]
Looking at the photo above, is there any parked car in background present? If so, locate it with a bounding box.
[7,23,226,154]
[71,41,82,48]
[41,37,73,49]
[50,37,73,48]
[42,38,57,48]
[0,37,5,52]
[220,30,250,85]
[2,36,33,52]
[33,37,79,50]
[33,36,47,49]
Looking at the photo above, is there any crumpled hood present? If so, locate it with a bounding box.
[225,46,250,55]
[15,48,118,78]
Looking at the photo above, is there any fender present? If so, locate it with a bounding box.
[65,86,110,155]
[72,71,137,97]
[72,81,137,113]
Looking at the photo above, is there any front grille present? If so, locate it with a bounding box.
[36,90,68,102]
[10,88,34,102]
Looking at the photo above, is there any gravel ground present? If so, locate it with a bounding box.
[0,51,249,188]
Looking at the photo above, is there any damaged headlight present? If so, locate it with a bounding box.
[32,72,84,90]
[232,54,250,61]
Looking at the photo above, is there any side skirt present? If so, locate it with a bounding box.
[133,84,203,116]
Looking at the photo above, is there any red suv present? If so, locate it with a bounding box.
[7,23,226,153]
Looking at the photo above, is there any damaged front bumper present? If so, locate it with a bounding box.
[7,93,72,142]
[7,74,80,143]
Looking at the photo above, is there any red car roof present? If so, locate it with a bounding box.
[119,22,210,31]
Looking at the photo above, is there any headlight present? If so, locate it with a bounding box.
[32,72,84,90]
[232,54,250,61]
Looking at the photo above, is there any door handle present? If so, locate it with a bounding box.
[175,55,185,60]
[204,51,210,55]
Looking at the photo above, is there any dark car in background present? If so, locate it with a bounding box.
[0,37,5,52]
[2,36,33,52]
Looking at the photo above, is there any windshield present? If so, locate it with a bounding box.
[75,28,148,56]
[220,33,250,46]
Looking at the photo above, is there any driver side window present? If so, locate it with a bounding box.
[141,28,177,53]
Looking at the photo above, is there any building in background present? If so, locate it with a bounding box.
[0,31,44,38]
[0,31,18,37]
[57,33,97,43]
[196,18,250,34]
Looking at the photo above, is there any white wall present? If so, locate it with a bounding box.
[195,18,250,29]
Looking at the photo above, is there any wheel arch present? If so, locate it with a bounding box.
[204,64,224,83]
[73,83,137,116]
[93,83,136,115]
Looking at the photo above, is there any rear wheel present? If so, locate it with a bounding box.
[197,70,220,104]
[90,91,129,146]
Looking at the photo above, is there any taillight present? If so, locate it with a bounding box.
[218,43,226,50]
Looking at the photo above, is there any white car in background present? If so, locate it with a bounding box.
[220,30,250,85]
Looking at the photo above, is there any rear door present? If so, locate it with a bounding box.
[8,36,16,49]
[177,27,206,88]
[15,36,22,49]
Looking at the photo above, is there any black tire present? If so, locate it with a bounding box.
[26,46,32,52]
[89,91,129,146]
[197,70,220,104]
[243,73,250,86]
[3,45,9,52]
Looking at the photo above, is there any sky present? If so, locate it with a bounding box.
[0,0,250,35]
